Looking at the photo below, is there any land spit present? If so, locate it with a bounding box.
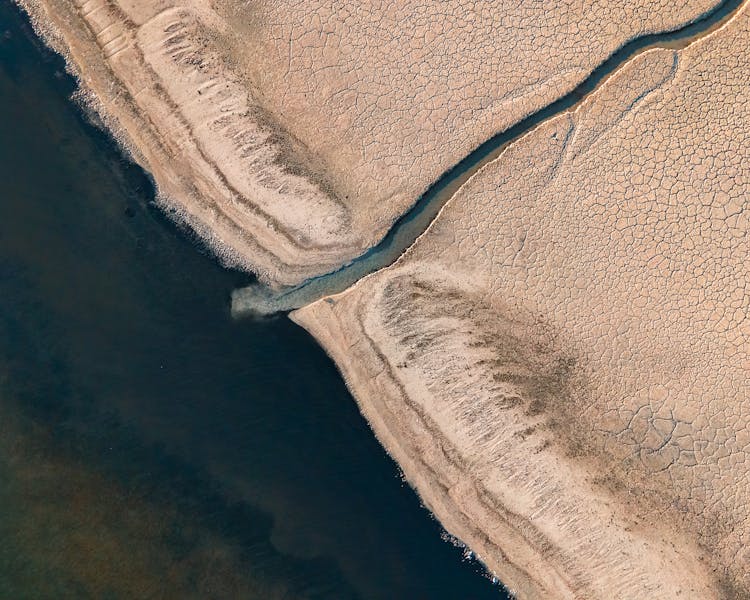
[294,4,750,597]
[19,0,725,288]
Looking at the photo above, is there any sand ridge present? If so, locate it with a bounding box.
[293,4,750,597]
[20,0,725,287]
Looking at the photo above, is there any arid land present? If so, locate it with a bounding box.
[20,0,726,287]
[295,5,750,598]
[18,0,750,598]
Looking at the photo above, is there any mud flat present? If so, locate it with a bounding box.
[20,0,724,287]
[293,4,750,598]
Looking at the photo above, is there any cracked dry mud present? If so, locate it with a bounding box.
[293,5,750,599]
[21,0,724,287]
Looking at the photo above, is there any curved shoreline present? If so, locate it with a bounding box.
[15,0,378,288]
[291,302,581,598]
[292,2,750,595]
[13,2,742,590]
[231,0,746,315]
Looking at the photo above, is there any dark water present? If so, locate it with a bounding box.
[0,3,506,598]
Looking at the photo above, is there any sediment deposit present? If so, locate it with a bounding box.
[21,0,723,286]
[293,5,750,598]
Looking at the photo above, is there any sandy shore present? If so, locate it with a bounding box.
[19,0,724,287]
[293,4,749,598]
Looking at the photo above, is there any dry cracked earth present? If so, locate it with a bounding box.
[25,0,723,286]
[295,5,750,598]
[22,0,750,598]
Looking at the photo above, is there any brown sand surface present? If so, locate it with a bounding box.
[293,5,750,598]
[21,0,722,287]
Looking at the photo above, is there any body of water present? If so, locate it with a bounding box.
[0,3,505,598]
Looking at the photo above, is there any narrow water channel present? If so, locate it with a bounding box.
[232,0,746,315]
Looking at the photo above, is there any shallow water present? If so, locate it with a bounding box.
[0,3,506,598]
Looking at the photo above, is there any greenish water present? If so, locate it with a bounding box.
[0,3,505,598]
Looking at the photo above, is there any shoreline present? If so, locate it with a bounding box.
[13,0,749,597]
[0,6,509,596]
[292,2,749,596]
[291,305,563,598]
[15,0,370,288]
[291,271,717,598]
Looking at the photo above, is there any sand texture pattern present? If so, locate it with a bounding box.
[293,6,750,598]
[21,0,723,287]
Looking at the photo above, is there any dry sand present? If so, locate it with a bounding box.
[20,0,723,287]
[293,4,750,598]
